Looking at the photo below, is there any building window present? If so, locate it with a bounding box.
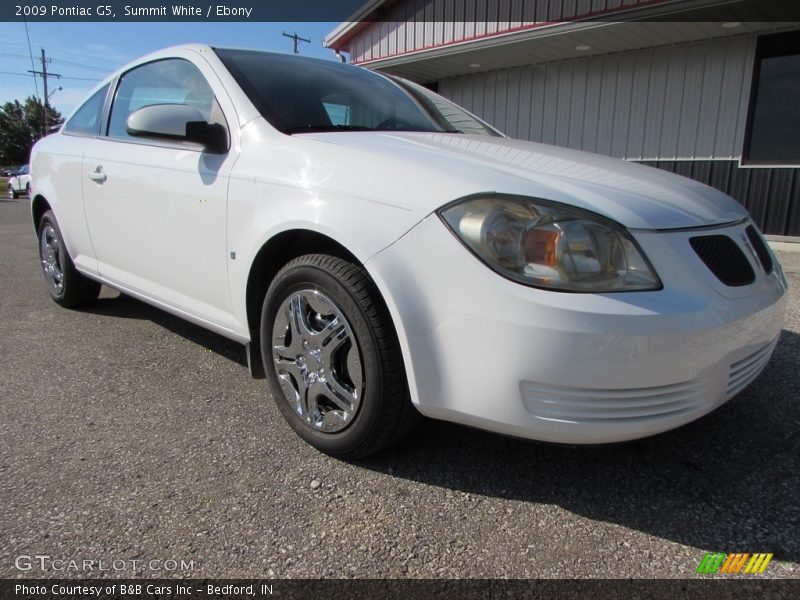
[744,31,800,165]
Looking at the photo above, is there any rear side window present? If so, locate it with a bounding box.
[63,84,109,136]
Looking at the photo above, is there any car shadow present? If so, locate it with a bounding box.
[81,290,799,562]
[84,290,248,369]
[361,328,800,563]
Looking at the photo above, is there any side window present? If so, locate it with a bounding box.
[64,84,109,136]
[108,58,221,141]
[322,101,351,126]
[393,78,502,137]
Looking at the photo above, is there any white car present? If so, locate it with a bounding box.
[8,164,31,198]
[30,45,787,458]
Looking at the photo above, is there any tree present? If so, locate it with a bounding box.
[0,96,63,165]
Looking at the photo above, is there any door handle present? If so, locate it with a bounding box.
[87,166,107,183]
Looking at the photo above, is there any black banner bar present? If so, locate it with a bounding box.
[3,579,800,600]
[4,1,362,22]
[2,0,800,23]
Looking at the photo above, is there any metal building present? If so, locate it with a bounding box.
[325,0,800,239]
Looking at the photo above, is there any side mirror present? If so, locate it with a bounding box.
[126,104,227,153]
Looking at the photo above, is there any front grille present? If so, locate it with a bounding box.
[745,225,773,274]
[690,235,755,286]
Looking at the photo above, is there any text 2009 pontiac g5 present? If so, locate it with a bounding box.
[31,46,787,458]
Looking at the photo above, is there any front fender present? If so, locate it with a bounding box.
[226,176,423,339]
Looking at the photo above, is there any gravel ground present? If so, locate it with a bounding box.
[0,197,798,579]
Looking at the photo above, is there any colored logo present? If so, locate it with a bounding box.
[696,552,773,574]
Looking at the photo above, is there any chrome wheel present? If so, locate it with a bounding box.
[40,224,65,295]
[263,254,418,458]
[272,289,363,433]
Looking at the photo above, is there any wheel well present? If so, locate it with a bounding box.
[245,230,362,342]
[31,195,51,233]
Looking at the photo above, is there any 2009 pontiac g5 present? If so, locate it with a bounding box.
[31,46,787,458]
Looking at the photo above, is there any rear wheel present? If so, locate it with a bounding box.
[38,210,101,308]
[261,254,419,459]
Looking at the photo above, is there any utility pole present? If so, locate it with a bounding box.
[27,48,60,135]
[282,31,311,55]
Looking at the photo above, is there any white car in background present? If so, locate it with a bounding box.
[8,164,31,198]
[29,45,787,458]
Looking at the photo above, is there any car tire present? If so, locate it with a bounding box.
[261,254,419,459]
[8,184,18,199]
[25,182,30,196]
[38,210,101,308]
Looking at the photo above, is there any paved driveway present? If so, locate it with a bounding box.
[1,197,798,579]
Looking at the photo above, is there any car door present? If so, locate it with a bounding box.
[13,165,29,191]
[81,55,236,331]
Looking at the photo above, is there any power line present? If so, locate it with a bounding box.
[59,75,99,81]
[50,57,112,73]
[0,70,38,78]
[0,41,124,66]
[22,19,39,99]
[50,49,122,67]
[0,71,98,81]
[0,52,112,76]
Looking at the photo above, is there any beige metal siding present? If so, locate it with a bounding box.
[439,36,756,160]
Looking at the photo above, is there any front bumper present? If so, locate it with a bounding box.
[367,215,787,444]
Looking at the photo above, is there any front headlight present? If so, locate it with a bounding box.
[439,195,661,292]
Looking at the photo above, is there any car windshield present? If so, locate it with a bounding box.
[214,48,500,137]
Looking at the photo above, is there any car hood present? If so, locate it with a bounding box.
[300,132,748,230]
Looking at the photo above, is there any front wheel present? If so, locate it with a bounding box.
[8,184,18,199]
[261,254,419,459]
[38,210,101,308]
